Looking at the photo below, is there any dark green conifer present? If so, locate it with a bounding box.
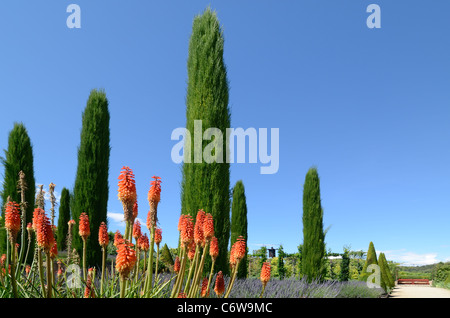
[230,180,248,278]
[301,167,326,282]
[72,89,110,268]
[0,123,36,264]
[180,7,231,275]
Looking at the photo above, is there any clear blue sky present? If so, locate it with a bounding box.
[1,1,449,266]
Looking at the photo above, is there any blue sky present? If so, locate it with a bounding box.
[1,1,450,266]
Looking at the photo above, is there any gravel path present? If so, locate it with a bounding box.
[389,285,450,298]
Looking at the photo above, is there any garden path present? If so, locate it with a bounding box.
[389,284,450,298]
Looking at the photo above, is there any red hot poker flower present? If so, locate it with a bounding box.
[138,233,149,252]
[132,220,142,240]
[209,236,219,262]
[260,261,271,287]
[78,212,90,240]
[203,213,214,242]
[214,271,225,297]
[115,240,137,279]
[5,201,21,240]
[154,227,162,246]
[98,222,109,247]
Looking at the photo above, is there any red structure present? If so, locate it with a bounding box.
[397,279,430,285]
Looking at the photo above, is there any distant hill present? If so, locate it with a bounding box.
[396,262,450,280]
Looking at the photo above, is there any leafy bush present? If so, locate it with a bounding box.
[336,281,385,298]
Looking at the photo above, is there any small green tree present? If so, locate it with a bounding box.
[339,247,350,282]
[301,167,326,282]
[277,245,286,280]
[359,242,381,287]
[56,188,71,251]
[378,252,394,291]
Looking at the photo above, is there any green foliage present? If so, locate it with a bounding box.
[71,89,110,268]
[180,7,231,275]
[230,180,248,278]
[56,188,71,251]
[339,248,350,282]
[277,245,286,280]
[160,243,174,266]
[301,167,326,282]
[359,242,378,283]
[378,252,391,292]
[0,122,36,263]
[432,263,450,285]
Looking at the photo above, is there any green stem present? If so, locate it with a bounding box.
[224,260,240,298]
[190,242,209,298]
[119,275,126,298]
[153,244,160,288]
[170,247,187,298]
[100,247,106,296]
[37,248,46,297]
[259,283,267,298]
[46,252,52,298]
[184,246,200,295]
[10,239,18,298]
[206,259,215,297]
[82,238,87,281]
[143,226,155,297]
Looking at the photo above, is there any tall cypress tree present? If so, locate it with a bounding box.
[180,7,231,275]
[0,123,36,263]
[301,167,326,282]
[230,180,248,278]
[57,188,71,252]
[72,89,110,267]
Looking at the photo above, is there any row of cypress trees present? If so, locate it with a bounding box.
[0,89,110,268]
[0,8,251,275]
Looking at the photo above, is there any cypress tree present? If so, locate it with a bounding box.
[379,252,394,290]
[277,245,286,280]
[0,123,36,263]
[230,180,248,278]
[57,188,71,252]
[72,89,110,268]
[180,7,231,275]
[339,247,350,282]
[359,241,381,287]
[301,167,326,282]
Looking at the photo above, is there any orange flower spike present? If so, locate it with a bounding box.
[98,222,109,247]
[177,214,185,232]
[233,236,246,262]
[5,201,21,239]
[117,166,137,222]
[203,213,214,242]
[35,212,54,253]
[132,201,138,221]
[84,268,96,298]
[25,265,31,275]
[174,256,181,273]
[154,227,162,246]
[177,292,187,298]
[138,233,149,252]
[117,166,137,204]
[194,209,205,246]
[209,236,219,261]
[180,215,194,247]
[114,230,123,247]
[78,212,90,239]
[32,208,44,231]
[200,277,209,298]
[50,241,58,259]
[147,176,162,204]
[260,261,271,287]
[187,241,196,261]
[214,271,225,297]
[115,240,137,279]
[132,220,142,240]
